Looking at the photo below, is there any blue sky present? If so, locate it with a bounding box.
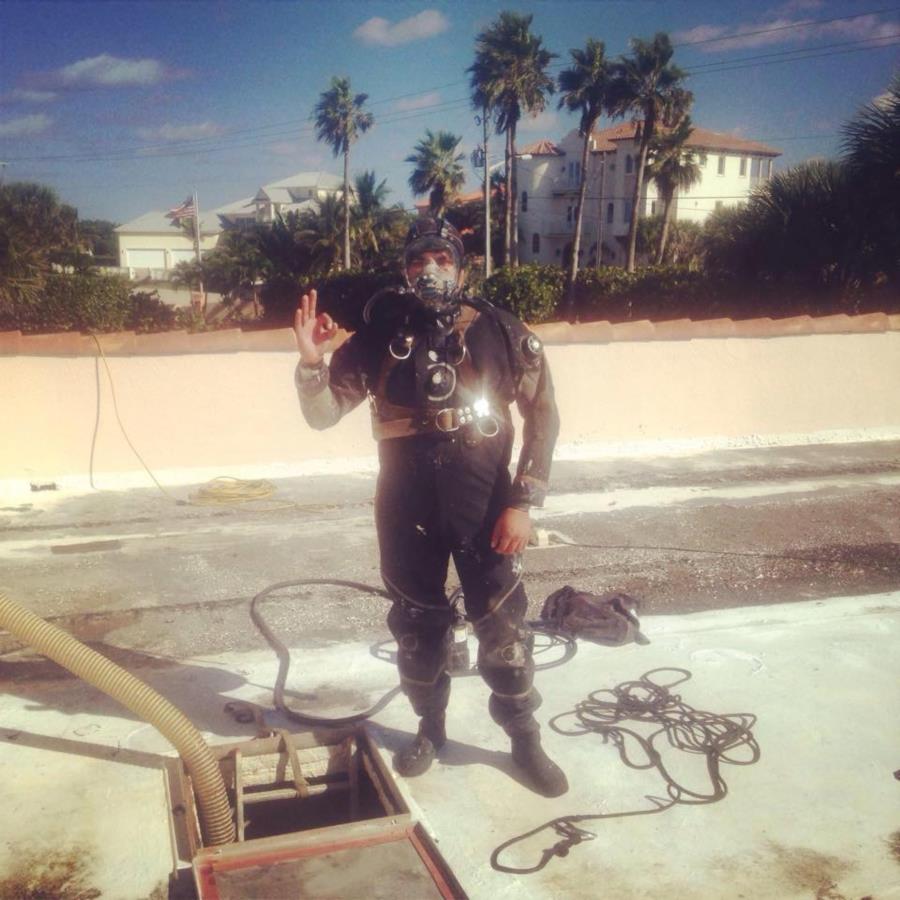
[1,0,897,224]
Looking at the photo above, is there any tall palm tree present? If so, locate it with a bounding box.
[469,11,555,267]
[313,76,374,270]
[646,115,701,264]
[609,33,689,272]
[405,130,466,217]
[557,38,614,319]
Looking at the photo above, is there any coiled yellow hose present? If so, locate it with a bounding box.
[0,592,235,846]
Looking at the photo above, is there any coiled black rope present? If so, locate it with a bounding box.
[491,667,760,874]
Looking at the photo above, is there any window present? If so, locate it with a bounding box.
[606,202,614,224]
[739,157,747,177]
[767,159,773,178]
[521,191,528,212]
[699,153,708,168]
[532,233,540,254]
[555,247,561,257]
[650,200,657,216]
[566,205,573,223]
[623,200,632,223]
[625,154,633,174]
[717,155,726,175]
[751,158,761,178]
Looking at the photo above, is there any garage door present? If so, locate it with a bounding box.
[126,248,166,268]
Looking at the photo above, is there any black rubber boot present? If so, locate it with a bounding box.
[511,732,569,798]
[394,714,447,777]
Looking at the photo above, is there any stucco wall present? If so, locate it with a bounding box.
[3,326,899,488]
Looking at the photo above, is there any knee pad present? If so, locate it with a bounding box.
[388,601,452,685]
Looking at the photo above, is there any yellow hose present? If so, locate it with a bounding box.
[0,592,235,846]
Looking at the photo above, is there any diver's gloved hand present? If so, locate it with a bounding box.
[294,288,338,366]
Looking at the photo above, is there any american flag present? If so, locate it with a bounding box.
[166,196,196,220]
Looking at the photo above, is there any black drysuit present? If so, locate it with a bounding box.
[295,293,560,735]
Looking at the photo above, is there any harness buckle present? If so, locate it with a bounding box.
[434,408,460,432]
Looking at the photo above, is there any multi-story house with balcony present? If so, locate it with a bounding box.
[516,123,781,268]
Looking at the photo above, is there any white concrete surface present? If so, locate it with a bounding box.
[2,593,898,898]
[3,330,900,487]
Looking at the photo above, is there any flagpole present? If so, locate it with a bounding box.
[192,189,205,313]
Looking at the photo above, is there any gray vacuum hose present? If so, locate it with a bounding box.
[0,592,235,846]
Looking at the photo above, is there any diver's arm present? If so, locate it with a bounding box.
[510,335,560,510]
[293,289,367,429]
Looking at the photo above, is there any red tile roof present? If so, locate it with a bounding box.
[520,139,565,157]
[589,121,781,156]
[414,189,483,213]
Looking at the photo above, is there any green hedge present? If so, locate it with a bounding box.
[0,273,187,334]
[482,264,564,323]
[6,272,132,333]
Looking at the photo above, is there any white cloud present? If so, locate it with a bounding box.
[57,54,169,87]
[0,88,57,105]
[0,113,52,137]
[674,10,899,53]
[519,108,559,134]
[136,122,224,142]
[394,91,442,112]
[354,10,449,47]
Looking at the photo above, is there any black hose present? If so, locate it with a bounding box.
[250,578,401,726]
[250,578,578,727]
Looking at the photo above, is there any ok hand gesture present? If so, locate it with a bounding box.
[294,289,338,366]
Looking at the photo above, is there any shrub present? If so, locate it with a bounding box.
[574,265,723,322]
[127,290,179,333]
[482,264,563,323]
[10,271,132,333]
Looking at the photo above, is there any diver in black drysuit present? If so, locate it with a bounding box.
[293,217,567,797]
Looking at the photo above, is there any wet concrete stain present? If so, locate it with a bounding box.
[888,829,900,865]
[765,841,857,898]
[0,848,101,900]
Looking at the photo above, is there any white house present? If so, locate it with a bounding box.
[115,171,344,278]
[516,124,781,267]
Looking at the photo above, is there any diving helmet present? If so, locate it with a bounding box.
[403,216,465,315]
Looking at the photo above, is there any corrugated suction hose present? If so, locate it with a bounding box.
[0,592,235,846]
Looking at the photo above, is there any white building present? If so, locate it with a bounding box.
[115,171,344,277]
[516,123,781,267]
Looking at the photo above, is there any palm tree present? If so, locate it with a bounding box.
[646,115,701,264]
[298,194,347,276]
[557,38,614,320]
[313,76,374,270]
[469,11,555,267]
[609,33,689,272]
[405,130,466,217]
[842,73,900,282]
[0,182,78,313]
[352,170,389,261]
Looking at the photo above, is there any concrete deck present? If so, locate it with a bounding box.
[1,443,899,898]
[1,595,898,898]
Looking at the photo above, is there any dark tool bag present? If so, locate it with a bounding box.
[539,586,650,646]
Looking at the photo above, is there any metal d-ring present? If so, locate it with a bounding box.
[476,414,500,438]
[389,333,414,360]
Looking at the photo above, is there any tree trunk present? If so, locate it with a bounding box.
[625,136,650,273]
[504,129,513,267]
[510,119,519,268]
[656,187,675,265]
[343,147,350,271]
[564,129,593,322]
